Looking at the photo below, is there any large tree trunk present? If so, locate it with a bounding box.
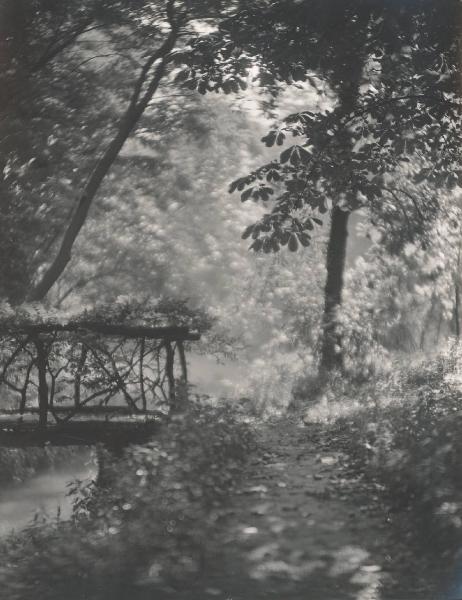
[27,0,180,302]
[319,207,350,373]
[454,278,460,339]
[313,5,371,377]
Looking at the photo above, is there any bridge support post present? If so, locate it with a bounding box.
[176,341,188,407]
[177,341,188,385]
[165,341,176,411]
[34,336,49,430]
[74,344,87,409]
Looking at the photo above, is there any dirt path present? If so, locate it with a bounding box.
[138,417,410,600]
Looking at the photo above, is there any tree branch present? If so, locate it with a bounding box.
[28,0,182,302]
[31,17,96,72]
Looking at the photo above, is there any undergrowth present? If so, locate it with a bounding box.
[0,404,254,600]
[303,343,462,574]
[0,446,82,484]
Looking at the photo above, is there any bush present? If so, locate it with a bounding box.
[326,344,462,563]
[0,404,254,600]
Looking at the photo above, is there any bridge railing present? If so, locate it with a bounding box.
[0,322,200,428]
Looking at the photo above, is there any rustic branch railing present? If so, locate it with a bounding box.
[0,323,200,429]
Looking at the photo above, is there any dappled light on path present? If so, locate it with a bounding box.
[139,418,391,600]
[200,420,387,599]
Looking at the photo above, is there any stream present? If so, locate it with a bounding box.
[0,355,227,540]
[0,448,95,538]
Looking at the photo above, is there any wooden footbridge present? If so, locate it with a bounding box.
[0,319,201,447]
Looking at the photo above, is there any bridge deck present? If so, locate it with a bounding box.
[0,413,164,447]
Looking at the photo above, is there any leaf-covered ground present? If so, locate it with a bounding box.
[0,410,448,600]
[133,417,434,600]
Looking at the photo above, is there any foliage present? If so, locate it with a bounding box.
[53,95,268,308]
[336,200,462,379]
[0,0,157,300]
[48,94,328,408]
[0,404,254,600]
[0,446,81,484]
[0,297,210,416]
[238,350,314,416]
[0,0,248,302]
[173,0,462,372]
[321,346,462,565]
[180,0,460,251]
[0,297,211,331]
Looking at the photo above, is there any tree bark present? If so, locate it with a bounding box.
[28,0,181,302]
[453,241,461,339]
[319,207,350,373]
[420,292,437,350]
[139,338,147,412]
[454,280,460,339]
[314,7,370,377]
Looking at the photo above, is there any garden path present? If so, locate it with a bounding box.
[137,417,424,600]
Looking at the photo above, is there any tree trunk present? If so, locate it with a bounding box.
[436,308,444,345]
[139,338,147,412]
[420,292,437,350]
[453,241,461,339]
[454,280,460,339]
[314,8,369,377]
[319,207,350,373]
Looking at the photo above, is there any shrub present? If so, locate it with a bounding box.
[0,404,254,600]
[326,343,462,564]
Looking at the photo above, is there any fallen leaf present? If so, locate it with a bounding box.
[251,503,270,516]
[361,564,382,573]
[243,526,259,535]
[245,485,269,494]
[205,588,222,596]
[320,456,338,466]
